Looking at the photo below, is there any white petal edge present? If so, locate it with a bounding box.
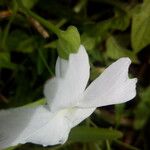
[78,57,137,108]
[44,45,90,112]
[65,107,96,128]
[26,107,96,146]
[25,109,71,146]
[0,106,50,149]
[0,106,70,149]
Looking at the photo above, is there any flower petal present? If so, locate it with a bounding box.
[55,57,68,78]
[25,110,71,146]
[44,45,90,112]
[0,106,50,148]
[65,107,95,128]
[78,58,137,108]
[0,105,70,149]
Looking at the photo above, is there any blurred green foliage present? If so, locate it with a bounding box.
[0,0,150,150]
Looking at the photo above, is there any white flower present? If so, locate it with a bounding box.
[0,45,137,149]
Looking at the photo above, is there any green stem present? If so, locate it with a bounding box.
[16,0,61,36]
[38,49,54,76]
[1,15,14,50]
[1,3,18,50]
[106,140,111,150]
[114,140,140,150]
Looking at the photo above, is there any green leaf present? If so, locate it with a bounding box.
[0,52,10,64]
[57,26,81,59]
[106,36,138,63]
[111,9,130,31]
[24,98,46,108]
[68,127,123,143]
[134,87,150,129]
[85,10,130,38]
[81,33,97,52]
[0,52,16,69]
[7,30,35,53]
[131,2,150,53]
[5,145,21,150]
[17,38,35,53]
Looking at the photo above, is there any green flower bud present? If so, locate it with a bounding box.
[57,26,81,59]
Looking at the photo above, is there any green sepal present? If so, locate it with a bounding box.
[57,26,81,59]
